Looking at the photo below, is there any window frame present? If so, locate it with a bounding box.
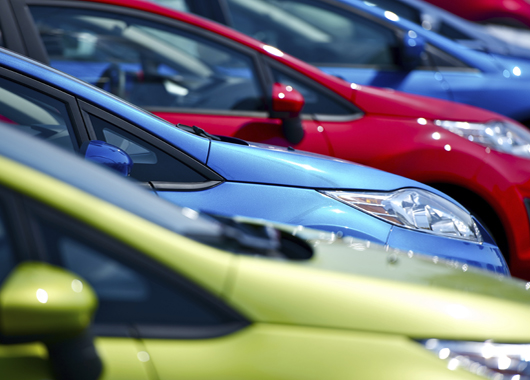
[79,100,224,190]
[264,56,364,122]
[0,66,89,150]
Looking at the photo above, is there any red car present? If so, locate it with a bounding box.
[6,0,530,279]
[424,0,530,28]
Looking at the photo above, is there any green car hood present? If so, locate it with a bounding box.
[226,233,530,342]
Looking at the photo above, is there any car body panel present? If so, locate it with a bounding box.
[4,124,530,379]
[141,324,483,380]
[0,41,507,274]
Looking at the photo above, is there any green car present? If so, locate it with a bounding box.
[2,125,530,380]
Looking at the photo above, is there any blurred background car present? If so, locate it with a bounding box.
[4,121,530,380]
[4,0,530,277]
[0,46,504,273]
[351,0,530,59]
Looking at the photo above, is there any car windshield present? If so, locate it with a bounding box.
[149,0,398,66]
[222,0,399,66]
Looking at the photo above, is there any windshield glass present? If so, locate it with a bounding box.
[223,0,399,66]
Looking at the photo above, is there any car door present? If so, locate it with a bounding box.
[184,0,454,101]
[0,186,151,380]
[9,0,332,154]
[21,191,263,380]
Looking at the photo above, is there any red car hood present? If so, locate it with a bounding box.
[353,84,507,122]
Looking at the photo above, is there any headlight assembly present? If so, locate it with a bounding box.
[435,119,530,159]
[321,188,482,243]
[419,339,530,379]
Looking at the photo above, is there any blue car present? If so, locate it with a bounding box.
[0,46,507,273]
[357,0,530,60]
[168,0,530,124]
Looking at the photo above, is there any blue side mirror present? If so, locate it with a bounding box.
[80,140,133,177]
[402,30,426,70]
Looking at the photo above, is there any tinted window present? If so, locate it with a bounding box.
[272,68,356,115]
[0,76,76,152]
[89,114,207,183]
[425,43,471,69]
[30,6,265,111]
[32,205,235,328]
[439,22,472,41]
[225,0,399,67]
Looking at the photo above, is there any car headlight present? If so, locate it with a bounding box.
[321,188,482,242]
[419,339,530,379]
[435,119,530,159]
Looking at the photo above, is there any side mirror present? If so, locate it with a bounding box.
[271,83,305,145]
[401,30,426,70]
[0,262,102,380]
[81,140,133,176]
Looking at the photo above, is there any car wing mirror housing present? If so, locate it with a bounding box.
[270,83,305,145]
[401,31,426,70]
[81,140,133,176]
[0,262,102,380]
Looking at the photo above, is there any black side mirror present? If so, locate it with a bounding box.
[401,30,426,70]
[270,83,305,145]
[80,140,133,176]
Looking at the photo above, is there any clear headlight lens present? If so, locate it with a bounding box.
[321,188,482,242]
[435,119,530,159]
[420,339,530,379]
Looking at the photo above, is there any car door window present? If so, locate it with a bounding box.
[0,204,14,286]
[424,43,475,70]
[0,76,76,152]
[271,68,359,116]
[29,201,242,335]
[87,113,207,183]
[29,6,265,112]
[224,0,399,67]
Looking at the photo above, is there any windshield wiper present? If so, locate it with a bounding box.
[177,123,248,145]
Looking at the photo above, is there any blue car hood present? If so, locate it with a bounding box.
[207,140,434,192]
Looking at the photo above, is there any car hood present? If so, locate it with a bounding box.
[228,234,530,341]
[353,84,511,122]
[207,139,437,192]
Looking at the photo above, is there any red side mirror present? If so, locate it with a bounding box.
[272,83,304,116]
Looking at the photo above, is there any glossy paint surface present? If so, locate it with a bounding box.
[0,263,96,337]
[60,0,528,277]
[3,128,530,380]
[0,45,507,272]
